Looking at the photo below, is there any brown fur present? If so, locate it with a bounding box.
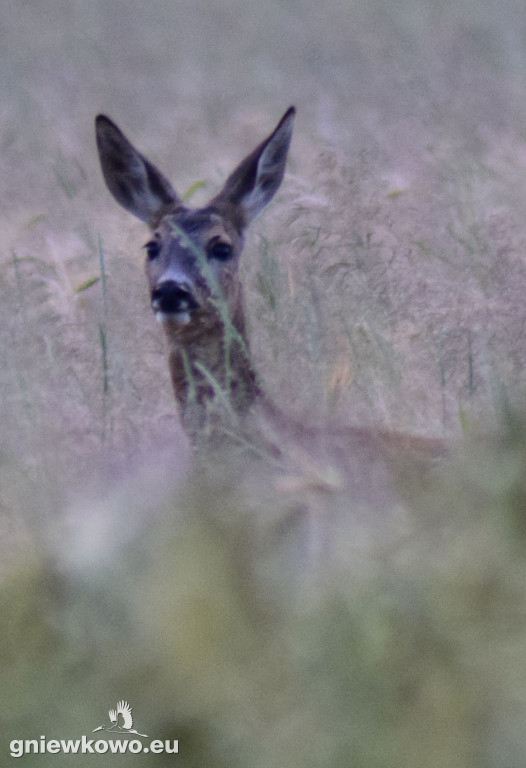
[95,109,295,446]
[95,108,445,465]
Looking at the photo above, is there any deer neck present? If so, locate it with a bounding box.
[166,299,261,443]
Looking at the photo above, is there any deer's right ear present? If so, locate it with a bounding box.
[214,106,295,225]
[95,115,180,223]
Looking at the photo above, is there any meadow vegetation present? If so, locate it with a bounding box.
[2,0,526,764]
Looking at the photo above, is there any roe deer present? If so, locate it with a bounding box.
[95,108,294,446]
[95,108,444,472]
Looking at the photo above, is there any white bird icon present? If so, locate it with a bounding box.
[93,700,148,737]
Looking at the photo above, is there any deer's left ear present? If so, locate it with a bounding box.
[214,107,295,225]
[95,115,180,223]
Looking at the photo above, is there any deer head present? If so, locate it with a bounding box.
[95,108,295,441]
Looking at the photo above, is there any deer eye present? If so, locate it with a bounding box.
[144,240,161,261]
[208,241,233,262]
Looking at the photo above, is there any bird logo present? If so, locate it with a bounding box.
[93,700,148,737]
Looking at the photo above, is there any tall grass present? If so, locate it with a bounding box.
[2,0,526,764]
[3,418,526,766]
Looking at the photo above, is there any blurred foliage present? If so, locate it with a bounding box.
[2,415,526,766]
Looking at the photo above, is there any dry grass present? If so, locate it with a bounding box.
[2,0,526,764]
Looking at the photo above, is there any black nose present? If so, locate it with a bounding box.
[151,281,199,314]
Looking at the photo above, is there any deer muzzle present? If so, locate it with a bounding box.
[151,280,199,319]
